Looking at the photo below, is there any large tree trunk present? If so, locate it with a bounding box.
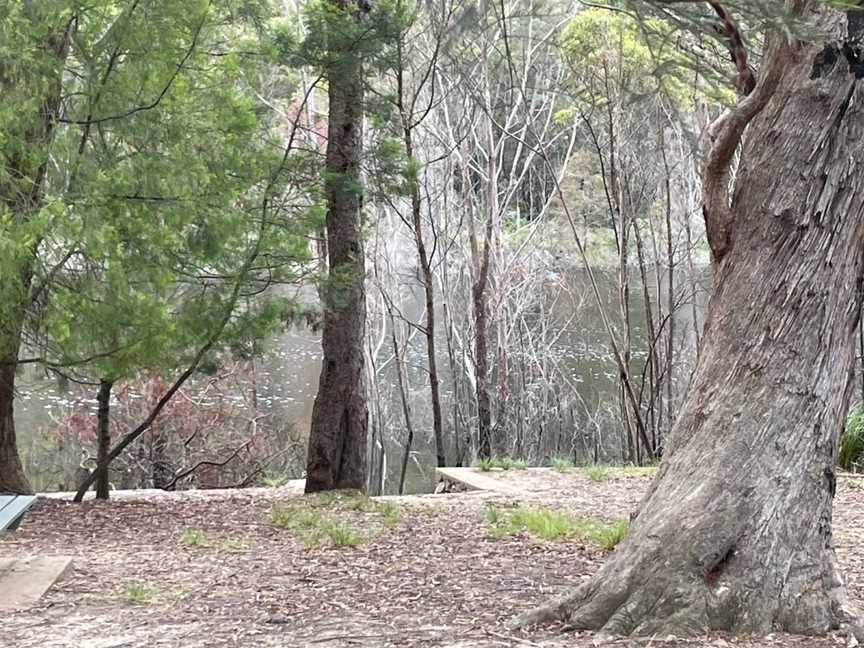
[304,1,369,493]
[519,7,864,637]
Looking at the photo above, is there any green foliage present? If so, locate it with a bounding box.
[325,524,364,547]
[485,505,629,550]
[271,505,323,530]
[584,464,610,482]
[560,8,731,109]
[550,456,573,473]
[472,455,527,471]
[592,519,630,551]
[124,582,155,604]
[297,0,409,74]
[0,0,317,400]
[179,528,209,547]
[270,492,400,547]
[841,403,864,472]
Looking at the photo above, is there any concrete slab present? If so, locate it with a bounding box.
[435,467,524,495]
[0,556,73,611]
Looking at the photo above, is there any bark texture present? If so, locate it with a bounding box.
[95,380,113,500]
[519,8,864,637]
[305,3,368,493]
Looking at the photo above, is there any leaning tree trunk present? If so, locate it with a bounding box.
[519,7,864,637]
[304,0,369,493]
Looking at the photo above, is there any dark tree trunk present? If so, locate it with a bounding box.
[0,359,31,494]
[0,20,71,495]
[474,277,493,459]
[305,1,369,493]
[520,8,864,637]
[95,380,113,500]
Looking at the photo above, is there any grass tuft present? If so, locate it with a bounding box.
[472,456,529,471]
[325,524,364,547]
[550,456,573,472]
[270,493,400,547]
[179,528,209,547]
[590,519,629,551]
[485,505,629,550]
[841,403,864,472]
[584,464,610,481]
[125,582,155,604]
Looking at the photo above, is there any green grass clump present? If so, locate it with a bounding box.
[325,524,364,547]
[270,506,323,530]
[841,403,864,472]
[485,505,629,550]
[550,456,573,472]
[376,500,401,527]
[125,583,155,604]
[507,507,579,540]
[179,528,209,547]
[584,464,610,481]
[270,492,400,548]
[590,519,630,550]
[472,455,529,471]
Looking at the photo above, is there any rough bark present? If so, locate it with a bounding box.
[0,19,72,495]
[95,380,113,500]
[305,2,369,493]
[519,7,864,637]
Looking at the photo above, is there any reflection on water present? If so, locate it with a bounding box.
[16,265,710,495]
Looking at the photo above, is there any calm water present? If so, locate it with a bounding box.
[16,265,710,494]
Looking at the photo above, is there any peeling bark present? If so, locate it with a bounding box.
[519,7,864,637]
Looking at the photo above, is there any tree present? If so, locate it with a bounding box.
[519,2,864,636]
[0,3,73,494]
[304,0,373,492]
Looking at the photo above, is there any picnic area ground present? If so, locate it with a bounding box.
[2,467,864,648]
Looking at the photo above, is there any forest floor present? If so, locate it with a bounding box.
[2,468,863,648]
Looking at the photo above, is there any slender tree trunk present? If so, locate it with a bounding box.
[0,19,71,494]
[305,1,369,493]
[387,307,415,495]
[95,380,113,500]
[399,99,445,468]
[520,9,864,636]
[659,116,676,445]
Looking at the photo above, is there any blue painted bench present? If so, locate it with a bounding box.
[0,495,37,533]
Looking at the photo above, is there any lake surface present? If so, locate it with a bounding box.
[16,265,711,494]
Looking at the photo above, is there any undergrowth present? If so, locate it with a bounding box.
[841,403,864,472]
[270,489,400,547]
[550,456,573,472]
[485,504,628,550]
[472,456,528,471]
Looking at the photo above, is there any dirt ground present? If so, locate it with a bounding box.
[2,468,862,648]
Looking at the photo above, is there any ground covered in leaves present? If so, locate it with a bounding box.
[3,467,864,647]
